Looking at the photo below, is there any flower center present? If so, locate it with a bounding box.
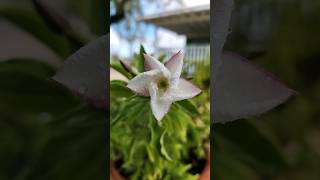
[156,77,169,92]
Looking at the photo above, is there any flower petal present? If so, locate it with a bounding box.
[144,54,170,77]
[168,78,201,101]
[127,69,160,96]
[149,83,172,121]
[110,68,128,82]
[164,51,183,85]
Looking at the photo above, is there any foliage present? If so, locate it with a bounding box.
[213,0,320,179]
[110,47,210,179]
[0,0,107,179]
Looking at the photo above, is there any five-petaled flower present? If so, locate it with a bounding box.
[127,51,201,121]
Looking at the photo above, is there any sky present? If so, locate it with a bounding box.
[110,0,210,59]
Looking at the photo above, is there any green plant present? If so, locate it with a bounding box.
[110,46,210,179]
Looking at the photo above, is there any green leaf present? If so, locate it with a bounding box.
[176,99,200,116]
[146,144,155,163]
[110,80,134,98]
[136,45,146,73]
[120,60,138,76]
[165,106,188,142]
[158,54,166,63]
[110,62,133,79]
[160,131,173,161]
[110,96,207,179]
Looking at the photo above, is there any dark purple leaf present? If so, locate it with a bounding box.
[212,0,295,123]
[213,52,296,123]
[0,19,61,67]
[53,35,108,109]
[212,0,234,76]
[212,0,234,124]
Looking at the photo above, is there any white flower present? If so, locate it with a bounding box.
[127,51,201,121]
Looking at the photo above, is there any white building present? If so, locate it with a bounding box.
[138,5,210,74]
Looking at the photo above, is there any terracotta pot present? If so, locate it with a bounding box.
[198,150,210,180]
[110,151,210,180]
[110,162,124,180]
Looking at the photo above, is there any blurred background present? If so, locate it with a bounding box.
[214,0,320,179]
[0,0,107,179]
[110,0,210,76]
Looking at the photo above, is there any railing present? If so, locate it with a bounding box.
[156,44,210,75]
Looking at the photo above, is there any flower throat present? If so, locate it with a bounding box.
[157,77,169,92]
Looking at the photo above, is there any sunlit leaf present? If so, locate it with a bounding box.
[135,45,146,73]
[160,131,173,161]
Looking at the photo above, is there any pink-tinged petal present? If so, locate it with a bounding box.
[213,52,297,124]
[168,78,201,101]
[127,69,160,96]
[164,51,183,85]
[149,83,172,121]
[110,68,128,82]
[144,54,170,77]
